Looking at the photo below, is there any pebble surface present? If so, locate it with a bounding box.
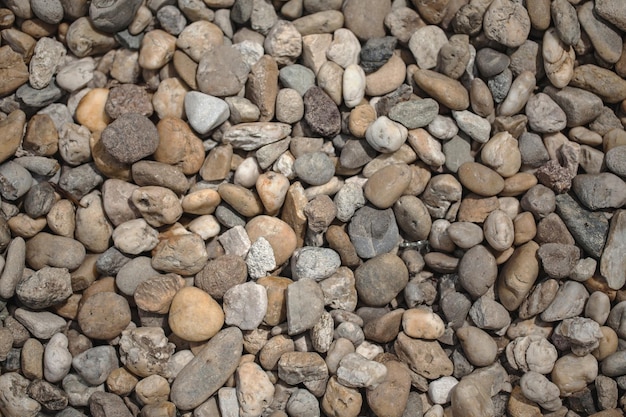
[0,1,626,417]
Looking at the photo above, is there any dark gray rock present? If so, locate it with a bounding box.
[89,0,143,33]
[101,113,159,164]
[16,79,64,107]
[89,391,132,417]
[303,86,341,138]
[58,162,104,201]
[24,181,55,218]
[72,346,119,386]
[348,206,400,259]
[555,193,608,259]
[96,247,132,276]
[475,48,510,78]
[360,36,397,73]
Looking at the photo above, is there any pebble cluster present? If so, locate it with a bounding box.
[1,0,626,416]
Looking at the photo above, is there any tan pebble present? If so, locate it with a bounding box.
[131,186,183,227]
[256,171,290,216]
[470,78,495,118]
[498,71,536,117]
[154,117,205,175]
[0,45,29,96]
[200,144,232,182]
[90,131,132,181]
[77,291,131,340]
[413,68,469,111]
[456,326,498,367]
[107,367,139,396]
[138,29,176,70]
[513,212,537,245]
[364,163,412,209]
[173,50,198,89]
[498,241,540,311]
[551,353,598,396]
[592,326,618,361]
[326,225,361,268]
[275,88,305,124]
[7,214,46,238]
[181,189,221,215]
[21,338,44,380]
[78,277,116,310]
[135,374,170,406]
[134,273,186,314]
[301,33,332,75]
[218,183,264,218]
[257,276,292,327]
[366,360,411,417]
[247,55,279,122]
[110,49,140,84]
[484,209,515,252]
[168,286,224,342]
[458,162,505,197]
[281,182,308,248]
[75,191,113,253]
[317,60,344,106]
[46,199,75,238]
[246,215,297,266]
[293,10,344,36]
[481,131,521,177]
[365,52,406,97]
[543,28,575,89]
[75,88,112,132]
[407,128,445,167]
[349,104,376,138]
[363,144,417,177]
[501,172,538,196]
[65,17,116,57]
[457,194,499,223]
[23,113,58,156]
[0,110,26,164]
[402,307,445,340]
[176,21,223,62]
[152,77,189,120]
[322,376,362,417]
[52,293,81,319]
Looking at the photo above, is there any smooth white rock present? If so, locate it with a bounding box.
[112,218,159,255]
[365,116,408,154]
[44,333,72,383]
[343,64,366,108]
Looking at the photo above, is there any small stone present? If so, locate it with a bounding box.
[291,247,341,281]
[541,281,589,322]
[78,292,131,340]
[394,332,453,379]
[72,346,118,386]
[409,25,448,70]
[197,45,250,97]
[223,281,268,331]
[475,48,510,78]
[343,64,366,108]
[44,333,72,383]
[355,253,408,307]
[0,46,29,97]
[131,186,183,227]
[483,0,531,47]
[456,326,498,367]
[403,307,445,340]
[498,241,540,311]
[236,361,275,417]
[286,278,325,335]
[388,99,439,130]
[342,0,389,40]
[112,219,159,255]
[16,267,72,310]
[196,254,247,300]
[322,376,362,417]
[572,173,626,211]
[551,353,598,396]
[303,86,341,137]
[278,351,328,385]
[0,372,41,417]
[184,92,230,135]
[429,376,459,405]
[101,113,159,164]
[335,352,388,390]
[413,69,470,111]
[15,308,66,340]
[365,116,408,154]
[555,193,609,259]
[264,20,302,66]
[294,151,335,186]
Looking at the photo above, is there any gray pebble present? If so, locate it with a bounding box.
[452,110,491,143]
[475,48,510,78]
[0,237,25,300]
[525,93,567,133]
[89,0,143,33]
[215,204,247,228]
[519,132,550,169]
[0,161,33,201]
[114,29,144,50]
[246,237,276,279]
[287,279,325,335]
[72,346,119,386]
[23,181,55,218]
[601,350,626,377]
[551,0,580,46]
[605,145,626,177]
[88,391,132,417]
[115,256,161,297]
[488,68,513,103]
[95,247,132,277]
[348,206,400,259]
[541,281,589,322]
[336,352,387,389]
[16,79,64,108]
[14,156,60,177]
[286,388,320,417]
[14,308,66,340]
[443,135,473,173]
[360,36,397,73]
[294,151,335,186]
[388,98,439,130]
[339,140,376,170]
[223,281,268,330]
[572,173,626,210]
[16,267,72,310]
[278,64,316,96]
[469,296,510,332]
[333,321,364,346]
[355,253,408,307]
[552,317,603,356]
[63,374,104,408]
[291,247,341,281]
[58,162,104,201]
[157,5,187,35]
[544,86,603,127]
[132,160,189,195]
[555,193,608,259]
[30,0,64,24]
[537,243,580,279]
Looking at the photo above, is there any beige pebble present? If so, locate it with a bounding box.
[139,29,176,70]
[542,27,575,89]
[484,209,515,252]
[77,291,131,340]
[301,33,332,75]
[107,367,138,396]
[176,21,223,62]
[246,215,297,266]
[75,191,113,253]
[155,117,205,175]
[276,88,305,124]
[168,286,224,342]
[407,128,445,167]
[218,183,264,218]
[256,171,290,216]
[75,88,111,132]
[551,353,598,396]
[402,307,445,340]
[498,71,536,117]
[187,215,221,240]
[343,64,366,108]
[131,186,183,227]
[135,374,170,406]
[501,172,538,197]
[413,69,469,111]
[457,162,505,197]
[200,144,232,182]
[456,326,498,366]
[317,60,344,106]
[498,241,540,311]
[7,214,47,238]
[364,163,412,209]
[349,104,376,138]
[481,131,521,178]
[153,77,189,120]
[134,273,186,314]
[365,52,406,97]
[90,131,132,181]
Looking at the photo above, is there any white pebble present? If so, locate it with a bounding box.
[187,215,221,240]
[343,64,366,108]
[365,116,408,154]
[428,376,459,404]
[44,333,72,383]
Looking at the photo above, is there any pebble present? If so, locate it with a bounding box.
[72,346,118,386]
[336,353,387,389]
[44,333,72,383]
[365,116,408,154]
[16,267,72,310]
[388,99,439,130]
[286,278,325,335]
[409,25,448,70]
[223,281,267,330]
[184,92,230,135]
[483,0,531,47]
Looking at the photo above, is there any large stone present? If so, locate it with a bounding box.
[601,210,626,290]
[355,253,408,307]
